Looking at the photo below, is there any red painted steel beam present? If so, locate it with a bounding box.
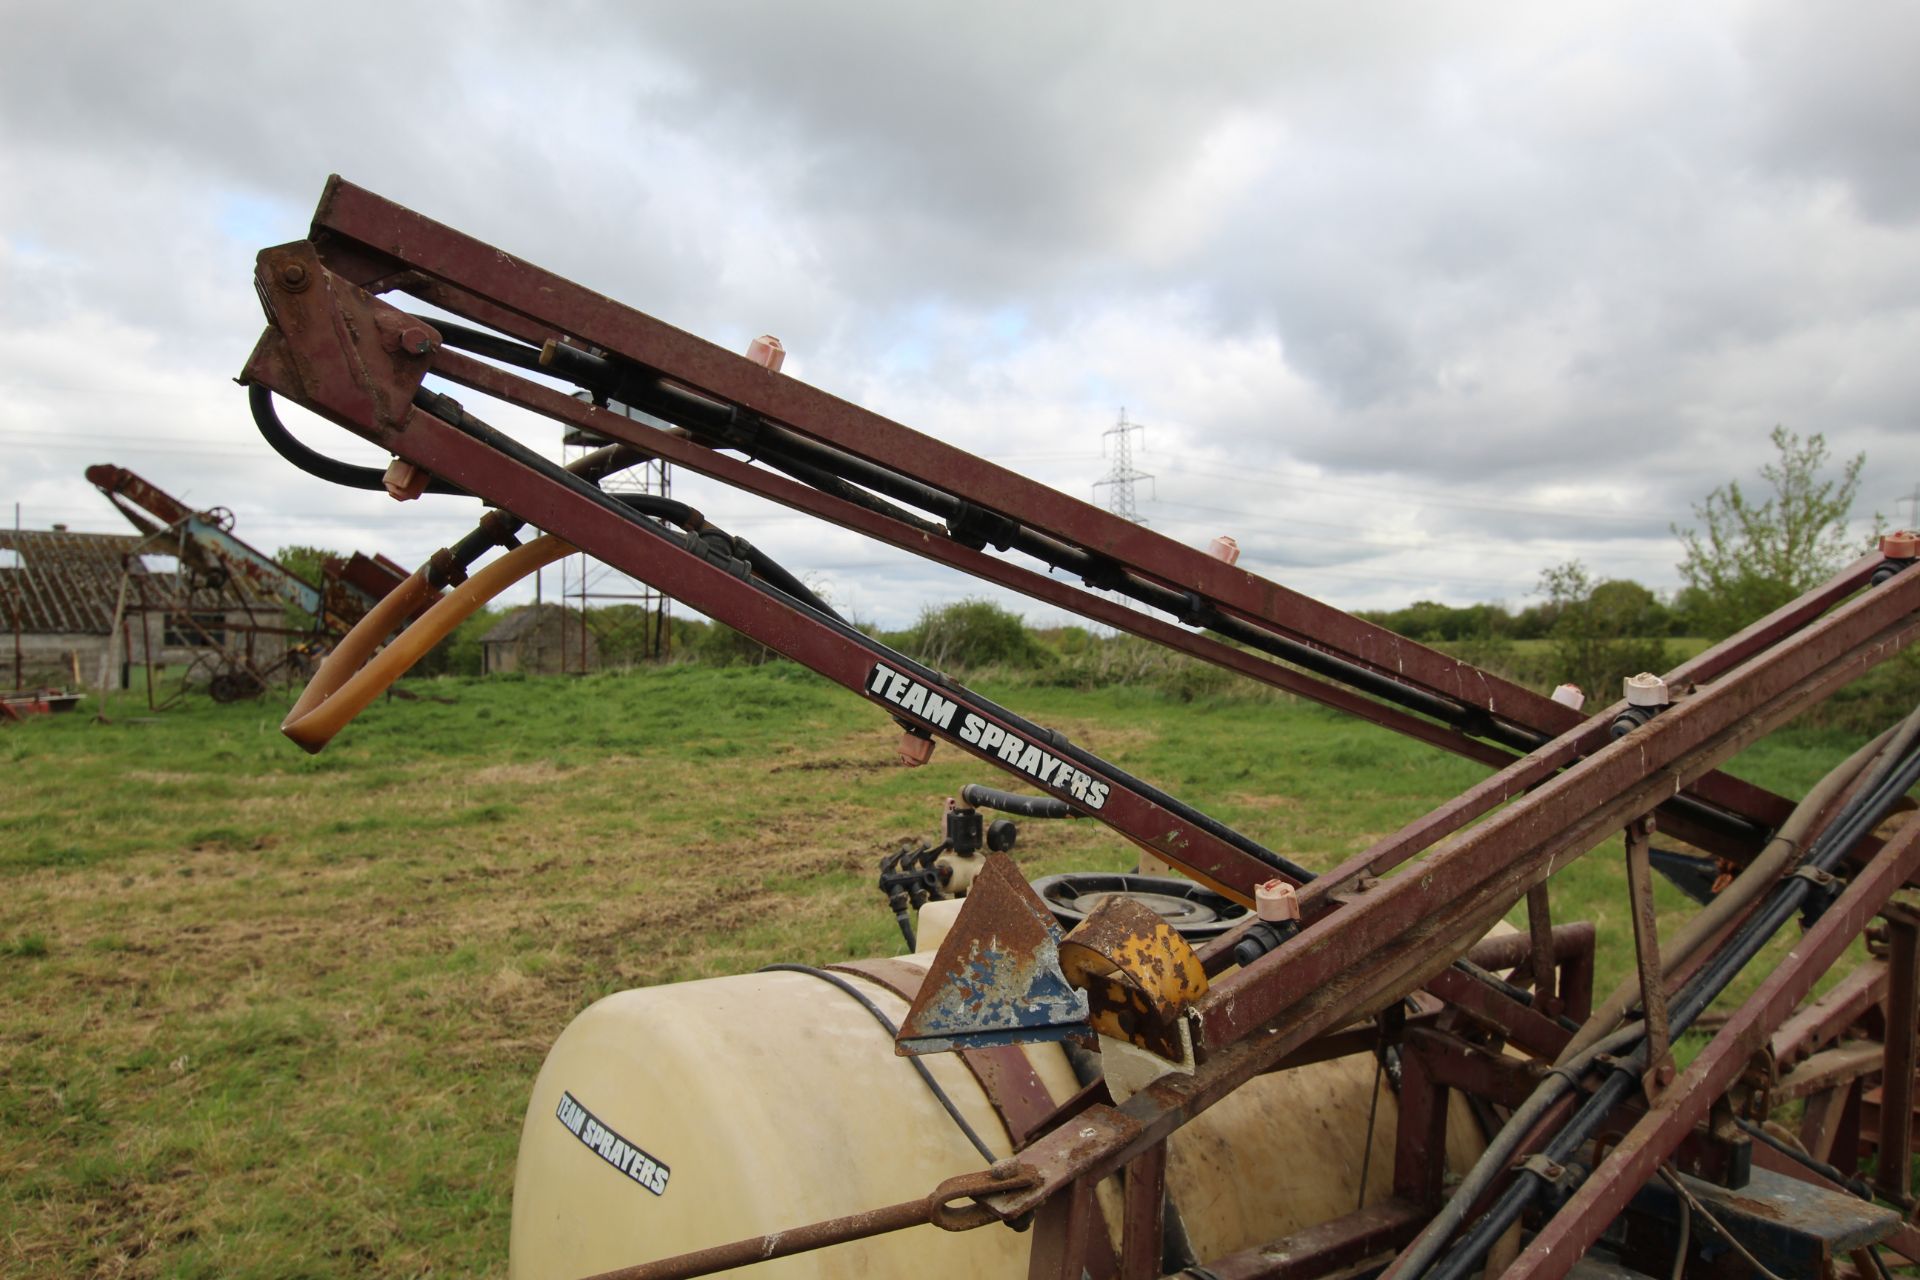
[303,179,1548,715]
[1504,817,1920,1280]
[1771,961,1887,1068]
[1194,572,1920,1052]
[1423,967,1571,1062]
[973,605,1920,1224]
[293,177,1803,852]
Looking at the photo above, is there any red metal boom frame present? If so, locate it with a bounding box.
[241,177,1920,1280]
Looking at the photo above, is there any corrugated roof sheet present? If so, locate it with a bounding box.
[0,529,147,634]
[480,603,585,644]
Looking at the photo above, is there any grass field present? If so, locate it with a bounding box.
[0,665,1877,1278]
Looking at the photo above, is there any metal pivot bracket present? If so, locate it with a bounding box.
[896,854,1090,1055]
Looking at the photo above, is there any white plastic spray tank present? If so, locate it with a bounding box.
[507,908,1487,1278]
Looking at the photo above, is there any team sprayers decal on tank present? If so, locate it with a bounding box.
[556,1091,670,1195]
[866,662,1110,810]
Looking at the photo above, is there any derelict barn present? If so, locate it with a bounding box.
[480,604,600,676]
[0,527,279,692]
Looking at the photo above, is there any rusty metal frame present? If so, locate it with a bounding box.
[278,177,1816,858]
[237,177,1920,1280]
[1505,818,1920,1276]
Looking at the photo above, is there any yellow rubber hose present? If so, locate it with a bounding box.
[282,534,575,753]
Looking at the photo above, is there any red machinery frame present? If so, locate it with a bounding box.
[242,176,1920,1280]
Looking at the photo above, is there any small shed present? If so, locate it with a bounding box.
[480,604,599,675]
[1,528,149,689]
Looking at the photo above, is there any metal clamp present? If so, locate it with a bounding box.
[1789,864,1843,890]
[1517,1153,1570,1186]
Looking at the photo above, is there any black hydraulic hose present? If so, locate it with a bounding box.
[959,784,1075,820]
[249,385,465,495]
[417,317,549,373]
[426,448,678,589]
[410,388,843,624]
[523,339,1543,748]
[1452,960,1582,1033]
[1422,725,1920,1280]
[729,442,951,538]
[758,964,998,1163]
[414,385,1314,885]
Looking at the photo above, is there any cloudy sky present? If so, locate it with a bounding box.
[4,1,1916,630]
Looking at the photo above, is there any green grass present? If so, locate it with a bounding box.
[0,665,1887,1276]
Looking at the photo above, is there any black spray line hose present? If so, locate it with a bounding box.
[523,337,1536,747]
[418,317,549,373]
[959,784,1076,820]
[1421,720,1920,1280]
[250,384,465,495]
[409,387,843,624]
[417,318,1761,847]
[758,965,998,1164]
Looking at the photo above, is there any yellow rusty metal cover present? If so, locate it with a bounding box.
[1057,896,1207,1060]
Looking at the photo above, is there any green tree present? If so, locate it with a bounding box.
[273,544,345,633]
[1536,562,1674,701]
[1672,427,1871,637]
[892,599,1053,671]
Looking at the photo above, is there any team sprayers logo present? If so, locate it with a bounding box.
[556,1092,670,1195]
[866,662,1109,810]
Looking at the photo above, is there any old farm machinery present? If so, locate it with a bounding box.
[87,462,417,704]
[241,177,1920,1279]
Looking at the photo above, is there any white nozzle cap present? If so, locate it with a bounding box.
[1623,672,1670,708]
[1551,683,1586,711]
[746,334,785,373]
[1208,535,1241,565]
[1255,878,1300,923]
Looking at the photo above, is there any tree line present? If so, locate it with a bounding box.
[275,428,1905,720]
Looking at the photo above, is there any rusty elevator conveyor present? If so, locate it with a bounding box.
[242,176,1920,1280]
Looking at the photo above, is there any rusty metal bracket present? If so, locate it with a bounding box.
[1517,1153,1573,1187]
[1526,883,1560,1017]
[897,855,1091,1055]
[830,957,1064,1150]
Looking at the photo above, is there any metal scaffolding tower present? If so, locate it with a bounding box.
[560,403,673,673]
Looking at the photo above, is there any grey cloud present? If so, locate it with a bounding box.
[3,0,1916,626]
